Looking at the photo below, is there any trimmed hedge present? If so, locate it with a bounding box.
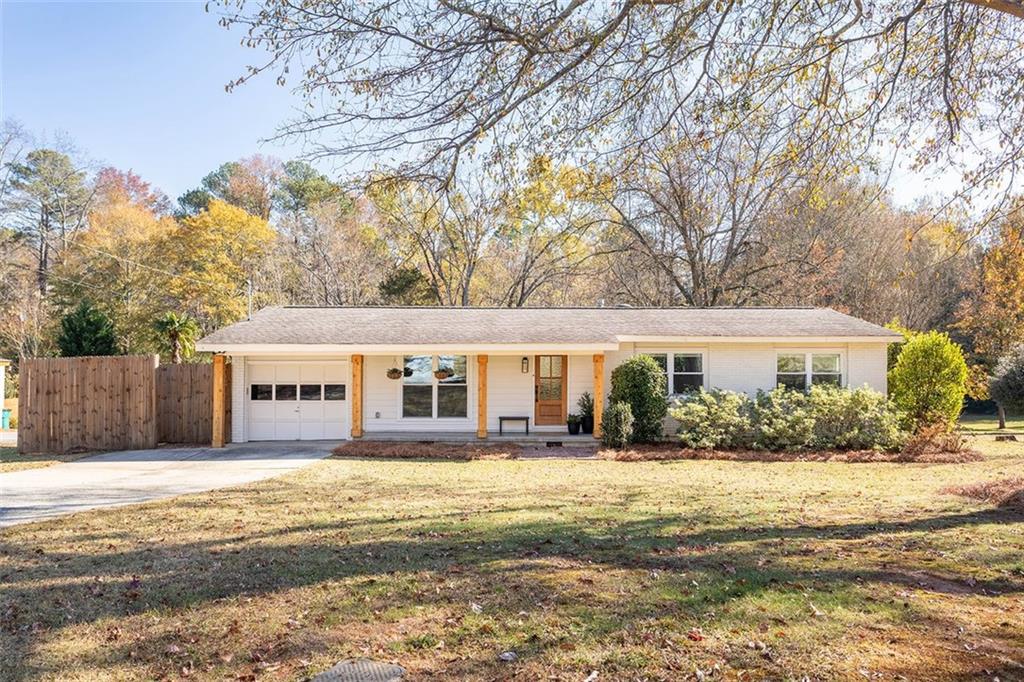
[601,401,634,449]
[669,386,908,451]
[609,355,667,443]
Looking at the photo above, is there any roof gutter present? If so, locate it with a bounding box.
[615,335,903,344]
[195,342,620,354]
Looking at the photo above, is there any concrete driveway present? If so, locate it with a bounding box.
[0,442,336,527]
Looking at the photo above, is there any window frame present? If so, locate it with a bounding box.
[775,351,844,390]
[401,354,470,420]
[644,351,706,397]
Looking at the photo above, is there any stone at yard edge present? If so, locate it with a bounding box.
[308,659,404,682]
[498,651,518,663]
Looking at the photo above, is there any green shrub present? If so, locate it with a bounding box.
[576,391,594,418]
[670,386,909,452]
[990,345,1024,414]
[670,389,753,449]
[806,385,907,451]
[888,330,968,430]
[609,355,667,443]
[751,388,815,450]
[601,401,634,449]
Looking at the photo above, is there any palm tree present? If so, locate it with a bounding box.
[152,312,201,364]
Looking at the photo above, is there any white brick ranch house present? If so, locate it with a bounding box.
[195,306,901,443]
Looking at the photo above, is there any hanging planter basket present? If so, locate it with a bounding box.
[403,367,413,377]
[386,368,403,380]
[434,368,453,380]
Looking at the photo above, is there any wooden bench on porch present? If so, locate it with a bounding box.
[498,415,530,435]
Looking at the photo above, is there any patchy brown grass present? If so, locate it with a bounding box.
[332,440,520,460]
[0,447,94,473]
[1,438,1021,681]
[599,443,983,464]
[943,476,1024,512]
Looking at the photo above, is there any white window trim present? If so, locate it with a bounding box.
[643,350,707,396]
[400,354,471,420]
[775,351,844,389]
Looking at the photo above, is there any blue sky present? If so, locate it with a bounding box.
[2,0,312,201]
[2,1,961,207]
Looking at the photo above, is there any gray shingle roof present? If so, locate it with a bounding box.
[197,306,900,349]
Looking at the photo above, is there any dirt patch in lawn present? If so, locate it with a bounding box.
[598,444,983,463]
[332,441,521,460]
[942,476,1024,512]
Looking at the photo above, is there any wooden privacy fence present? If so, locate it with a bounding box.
[19,355,159,454]
[19,355,229,454]
[156,364,212,445]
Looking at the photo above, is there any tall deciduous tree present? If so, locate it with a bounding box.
[486,157,609,307]
[956,200,1024,362]
[177,156,283,220]
[168,200,276,331]
[372,180,493,306]
[54,169,176,353]
[216,0,1024,215]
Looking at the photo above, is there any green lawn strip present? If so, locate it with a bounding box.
[959,413,1024,433]
[1,442,1021,680]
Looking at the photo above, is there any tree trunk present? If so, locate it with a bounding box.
[997,403,1006,430]
[170,333,182,364]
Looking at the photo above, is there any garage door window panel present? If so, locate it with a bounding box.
[300,384,322,400]
[251,384,272,401]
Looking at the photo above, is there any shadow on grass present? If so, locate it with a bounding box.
[1,493,1022,679]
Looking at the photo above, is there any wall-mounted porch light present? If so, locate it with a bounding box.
[521,357,529,373]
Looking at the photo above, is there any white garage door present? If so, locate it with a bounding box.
[247,362,349,440]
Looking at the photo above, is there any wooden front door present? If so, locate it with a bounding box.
[535,355,567,426]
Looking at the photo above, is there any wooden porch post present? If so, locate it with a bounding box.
[351,354,363,438]
[477,354,488,439]
[592,353,605,439]
[212,354,226,448]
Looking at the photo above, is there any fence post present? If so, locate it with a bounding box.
[212,355,226,448]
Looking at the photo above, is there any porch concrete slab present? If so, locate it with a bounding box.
[0,441,336,528]
[361,431,599,446]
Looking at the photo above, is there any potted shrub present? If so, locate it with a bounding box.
[577,392,595,434]
[386,367,403,380]
[567,413,582,435]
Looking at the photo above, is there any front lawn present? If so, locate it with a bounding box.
[959,412,1024,434]
[1,438,1022,681]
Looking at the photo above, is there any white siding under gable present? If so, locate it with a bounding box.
[846,343,889,394]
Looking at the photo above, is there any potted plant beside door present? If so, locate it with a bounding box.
[577,392,595,434]
[567,414,582,435]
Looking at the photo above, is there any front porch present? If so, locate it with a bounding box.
[349,352,607,441]
[357,430,599,447]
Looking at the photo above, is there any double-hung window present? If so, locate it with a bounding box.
[402,355,468,418]
[776,352,842,390]
[647,352,704,395]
